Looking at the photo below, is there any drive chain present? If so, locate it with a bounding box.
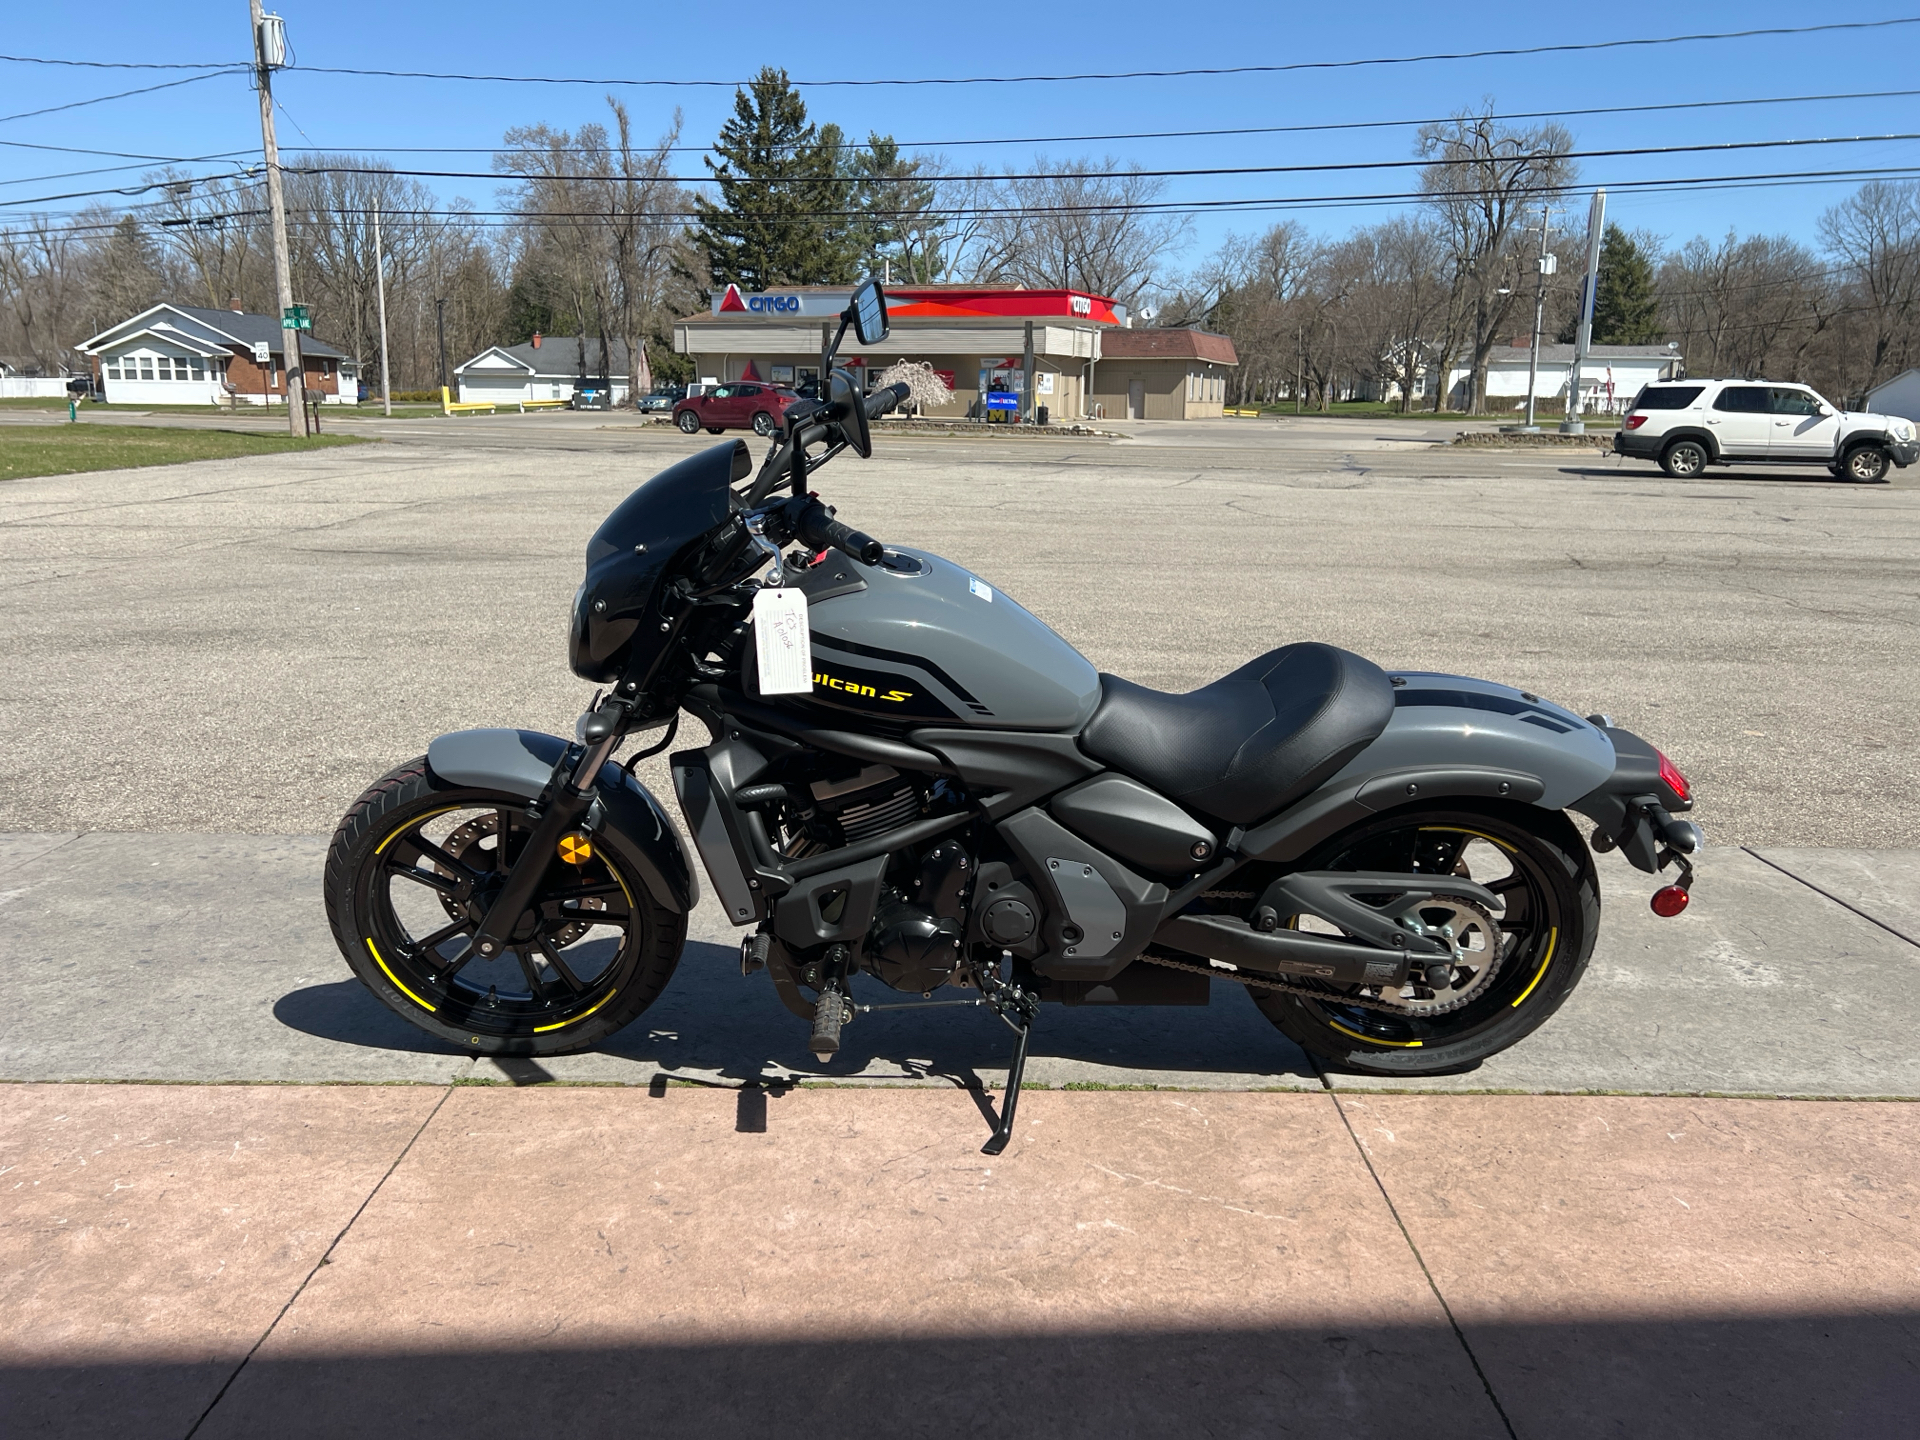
[1136,950,1417,1015]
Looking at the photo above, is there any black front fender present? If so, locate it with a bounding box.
[426,728,697,914]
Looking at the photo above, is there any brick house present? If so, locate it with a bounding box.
[76,304,357,406]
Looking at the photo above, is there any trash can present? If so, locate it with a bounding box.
[1036,405,1049,426]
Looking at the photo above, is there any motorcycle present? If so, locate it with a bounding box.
[324,279,1701,1153]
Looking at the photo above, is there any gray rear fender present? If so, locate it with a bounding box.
[424,728,697,914]
[1239,674,1614,862]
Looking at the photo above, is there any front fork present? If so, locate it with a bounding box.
[467,709,625,960]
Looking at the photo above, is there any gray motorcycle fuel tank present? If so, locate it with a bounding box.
[792,547,1100,731]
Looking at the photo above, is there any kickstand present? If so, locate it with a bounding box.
[979,954,1038,1157]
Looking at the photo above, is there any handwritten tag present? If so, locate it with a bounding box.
[752,585,813,695]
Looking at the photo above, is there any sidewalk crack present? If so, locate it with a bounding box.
[182,1083,456,1439]
[1327,1090,1519,1440]
[1743,848,1920,950]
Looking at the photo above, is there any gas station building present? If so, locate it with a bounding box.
[672,284,1236,422]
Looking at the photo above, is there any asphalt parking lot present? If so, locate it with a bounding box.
[2,409,1917,844]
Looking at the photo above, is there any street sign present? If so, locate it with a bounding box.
[251,342,271,364]
[283,305,311,331]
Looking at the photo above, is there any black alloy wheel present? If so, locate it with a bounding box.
[1843,445,1891,483]
[324,760,684,1055]
[1248,804,1598,1076]
[675,409,700,434]
[1660,439,1708,478]
[751,410,776,437]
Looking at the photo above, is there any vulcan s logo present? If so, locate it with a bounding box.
[814,670,914,703]
[718,283,802,314]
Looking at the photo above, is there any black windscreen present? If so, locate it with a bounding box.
[1633,386,1703,410]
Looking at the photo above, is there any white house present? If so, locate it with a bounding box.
[75,304,356,405]
[1865,368,1920,423]
[1446,341,1685,412]
[456,335,635,406]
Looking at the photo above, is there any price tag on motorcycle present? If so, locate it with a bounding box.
[752,585,814,695]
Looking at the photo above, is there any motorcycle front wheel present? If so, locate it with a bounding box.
[323,759,685,1055]
[1250,804,1599,1076]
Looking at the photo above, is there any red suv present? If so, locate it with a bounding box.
[673,382,800,437]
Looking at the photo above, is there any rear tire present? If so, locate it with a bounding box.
[323,759,685,1056]
[1843,444,1891,483]
[706,427,725,435]
[675,410,699,434]
[751,410,776,437]
[1248,803,1599,1076]
[1660,438,1708,478]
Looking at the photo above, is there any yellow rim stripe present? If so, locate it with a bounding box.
[365,937,436,1013]
[374,806,463,856]
[1330,1019,1422,1048]
[1417,824,1517,854]
[531,866,632,1033]
[1510,926,1559,1008]
[534,987,618,1032]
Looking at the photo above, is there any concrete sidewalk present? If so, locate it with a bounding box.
[1,1084,1914,1439]
[1,835,1917,1096]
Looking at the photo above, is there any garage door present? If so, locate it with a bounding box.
[461,375,527,403]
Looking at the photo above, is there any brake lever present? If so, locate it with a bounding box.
[742,512,785,586]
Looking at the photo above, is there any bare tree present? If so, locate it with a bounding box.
[955,159,1190,306]
[1818,181,1920,394]
[1419,107,1576,411]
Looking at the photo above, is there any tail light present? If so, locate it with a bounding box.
[1650,885,1690,917]
[1656,748,1691,804]
[1625,414,1648,429]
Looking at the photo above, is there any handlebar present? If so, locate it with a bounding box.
[865,382,910,420]
[791,497,884,565]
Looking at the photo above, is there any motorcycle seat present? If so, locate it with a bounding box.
[1077,642,1395,826]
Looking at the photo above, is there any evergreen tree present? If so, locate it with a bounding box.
[1590,223,1661,344]
[689,69,856,290]
[845,134,941,281]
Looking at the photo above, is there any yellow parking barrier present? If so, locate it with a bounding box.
[441,385,496,416]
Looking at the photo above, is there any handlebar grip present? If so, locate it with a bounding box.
[795,499,884,565]
[865,382,910,420]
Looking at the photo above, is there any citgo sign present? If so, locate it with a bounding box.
[716,283,809,315]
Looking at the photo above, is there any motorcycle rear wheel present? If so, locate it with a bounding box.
[323,759,685,1056]
[1250,803,1598,1076]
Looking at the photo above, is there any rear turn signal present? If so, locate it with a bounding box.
[1625,414,1648,429]
[1656,748,1691,803]
[1650,885,1690,917]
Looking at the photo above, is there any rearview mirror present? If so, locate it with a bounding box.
[851,278,889,347]
[829,367,872,459]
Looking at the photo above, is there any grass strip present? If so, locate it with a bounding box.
[0,423,366,482]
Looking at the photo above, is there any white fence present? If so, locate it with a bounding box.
[0,377,73,398]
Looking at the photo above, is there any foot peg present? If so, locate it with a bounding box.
[810,986,847,1062]
[740,933,769,976]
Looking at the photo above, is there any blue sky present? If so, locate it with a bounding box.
[5,1,1918,270]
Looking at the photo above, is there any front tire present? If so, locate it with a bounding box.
[675,410,700,434]
[1843,444,1891,483]
[1660,438,1708,477]
[1249,804,1599,1076]
[323,760,685,1055]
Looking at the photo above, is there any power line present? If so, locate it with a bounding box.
[0,71,239,128]
[0,53,233,71]
[275,132,1920,192]
[286,19,1920,89]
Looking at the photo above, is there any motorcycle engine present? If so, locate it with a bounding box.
[865,840,972,994]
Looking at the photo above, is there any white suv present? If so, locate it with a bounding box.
[1613,379,1918,482]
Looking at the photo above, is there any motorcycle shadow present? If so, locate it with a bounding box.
[272,940,1322,1090]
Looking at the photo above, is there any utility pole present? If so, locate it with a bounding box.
[247,1,304,437]
[1560,189,1606,435]
[1522,207,1554,432]
[1295,325,1303,416]
[436,297,449,397]
[372,200,392,417]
